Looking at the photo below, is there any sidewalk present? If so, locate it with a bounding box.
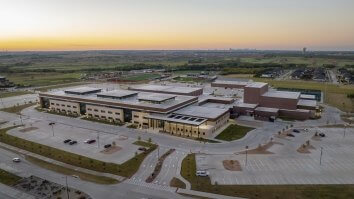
[0,183,35,199]
[0,142,126,182]
[177,188,245,199]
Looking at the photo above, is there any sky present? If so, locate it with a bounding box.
[1,0,354,51]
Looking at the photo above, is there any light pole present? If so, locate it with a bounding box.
[65,176,69,199]
[343,124,347,138]
[97,131,100,148]
[320,147,323,165]
[245,145,249,166]
[19,114,24,126]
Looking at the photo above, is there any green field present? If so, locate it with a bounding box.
[181,153,354,199]
[0,103,36,114]
[121,73,160,81]
[0,168,22,186]
[215,124,254,141]
[26,156,119,184]
[0,91,33,98]
[5,72,83,87]
[0,126,156,178]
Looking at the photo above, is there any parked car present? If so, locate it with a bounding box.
[104,144,112,148]
[69,140,77,145]
[72,175,79,179]
[293,129,300,133]
[196,170,209,177]
[319,133,326,137]
[49,122,55,125]
[138,147,147,151]
[84,139,96,144]
[63,139,71,144]
[87,139,96,144]
[12,158,21,163]
[286,133,295,137]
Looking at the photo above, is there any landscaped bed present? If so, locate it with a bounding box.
[0,168,22,186]
[215,124,254,141]
[0,103,36,114]
[146,148,175,183]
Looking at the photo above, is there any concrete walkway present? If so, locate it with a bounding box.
[177,188,245,199]
[175,153,191,190]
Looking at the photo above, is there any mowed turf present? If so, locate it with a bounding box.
[215,124,254,141]
[0,168,22,186]
[181,154,354,199]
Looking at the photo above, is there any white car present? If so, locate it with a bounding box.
[12,158,21,163]
[196,170,209,177]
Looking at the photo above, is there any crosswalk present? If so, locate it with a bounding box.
[125,178,177,192]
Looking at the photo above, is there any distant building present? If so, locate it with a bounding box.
[303,47,307,54]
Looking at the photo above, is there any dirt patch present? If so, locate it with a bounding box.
[100,146,122,154]
[118,135,128,140]
[240,141,283,155]
[19,127,38,133]
[311,134,322,141]
[223,160,242,171]
[275,130,292,140]
[297,144,316,154]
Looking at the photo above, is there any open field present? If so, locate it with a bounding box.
[181,153,354,199]
[121,73,160,81]
[0,103,36,114]
[4,72,83,87]
[225,75,354,112]
[34,82,89,92]
[0,168,22,186]
[0,91,33,98]
[215,124,254,141]
[0,126,157,178]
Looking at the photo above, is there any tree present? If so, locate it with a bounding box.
[137,136,141,141]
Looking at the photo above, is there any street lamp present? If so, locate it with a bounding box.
[49,122,55,137]
[19,114,24,126]
[245,145,249,166]
[320,147,323,165]
[97,131,100,148]
[343,124,348,138]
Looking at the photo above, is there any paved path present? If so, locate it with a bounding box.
[0,183,35,199]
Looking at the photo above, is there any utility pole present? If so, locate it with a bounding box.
[343,124,347,138]
[157,145,160,159]
[320,147,323,165]
[19,114,23,126]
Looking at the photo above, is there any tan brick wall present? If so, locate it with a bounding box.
[49,99,80,115]
[86,104,124,122]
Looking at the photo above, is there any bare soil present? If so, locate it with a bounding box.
[223,160,242,171]
[100,146,122,154]
[240,141,283,155]
[297,144,316,154]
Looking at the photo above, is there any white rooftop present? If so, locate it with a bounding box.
[130,84,201,94]
[262,91,300,99]
[174,105,228,119]
[297,99,317,107]
[64,87,102,94]
[245,82,268,88]
[213,80,249,86]
[300,94,316,100]
[138,93,176,102]
[97,90,138,99]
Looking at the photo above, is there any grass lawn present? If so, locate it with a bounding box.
[173,76,205,82]
[0,168,22,186]
[170,177,186,189]
[0,91,33,98]
[35,82,88,92]
[215,124,254,141]
[26,156,119,184]
[0,103,36,114]
[0,127,156,178]
[5,72,83,87]
[81,116,123,126]
[181,154,354,199]
[133,140,155,148]
[121,73,160,81]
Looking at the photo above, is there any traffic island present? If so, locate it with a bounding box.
[146,148,175,183]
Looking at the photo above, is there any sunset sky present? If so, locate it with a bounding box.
[1,0,354,51]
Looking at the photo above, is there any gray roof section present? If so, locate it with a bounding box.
[138,93,176,102]
[300,94,316,100]
[212,80,249,86]
[130,84,201,94]
[174,105,228,119]
[262,91,300,99]
[245,82,268,88]
[235,102,258,109]
[97,90,138,99]
[64,87,102,95]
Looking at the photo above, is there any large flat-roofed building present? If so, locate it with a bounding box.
[244,82,269,104]
[147,106,229,138]
[39,87,198,122]
[260,91,300,110]
[129,84,203,96]
[38,85,229,138]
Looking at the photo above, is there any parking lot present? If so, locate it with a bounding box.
[197,127,354,185]
[8,118,142,164]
